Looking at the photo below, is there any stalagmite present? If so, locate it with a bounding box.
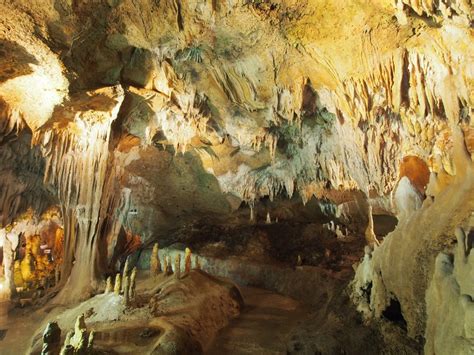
[364,205,380,247]
[297,255,303,266]
[59,331,74,355]
[69,315,88,353]
[123,275,130,306]
[87,331,95,352]
[335,225,345,239]
[194,255,201,270]
[266,212,271,224]
[185,248,192,273]
[54,265,60,286]
[129,267,137,298]
[114,273,121,295]
[121,257,130,292]
[41,322,61,355]
[59,345,74,355]
[105,276,113,294]
[163,255,169,276]
[175,254,181,279]
[150,243,161,276]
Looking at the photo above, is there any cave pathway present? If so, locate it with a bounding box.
[207,287,307,354]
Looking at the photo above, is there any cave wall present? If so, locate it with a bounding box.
[0,4,471,352]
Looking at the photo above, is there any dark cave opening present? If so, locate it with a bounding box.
[382,298,407,330]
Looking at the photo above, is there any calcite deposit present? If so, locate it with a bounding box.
[0,0,472,354]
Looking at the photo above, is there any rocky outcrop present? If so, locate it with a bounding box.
[0,6,471,353]
[351,141,474,349]
[425,227,474,354]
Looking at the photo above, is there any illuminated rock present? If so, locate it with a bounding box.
[123,275,130,306]
[105,276,113,294]
[150,243,161,276]
[130,267,137,299]
[184,248,192,274]
[114,274,121,295]
[175,254,181,279]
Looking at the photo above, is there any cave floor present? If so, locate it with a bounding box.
[0,286,308,355]
[207,287,307,354]
[0,300,45,354]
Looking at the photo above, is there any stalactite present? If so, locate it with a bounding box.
[33,85,124,302]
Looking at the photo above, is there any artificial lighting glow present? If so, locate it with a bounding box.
[0,63,67,131]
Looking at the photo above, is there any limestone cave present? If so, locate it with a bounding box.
[0,1,472,354]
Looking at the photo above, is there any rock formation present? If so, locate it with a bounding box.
[0,0,472,353]
[150,243,161,276]
[41,322,61,355]
[114,274,121,296]
[184,248,192,273]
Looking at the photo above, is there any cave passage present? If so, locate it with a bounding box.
[0,1,473,354]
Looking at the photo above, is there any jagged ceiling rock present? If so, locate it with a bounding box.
[0,0,472,308]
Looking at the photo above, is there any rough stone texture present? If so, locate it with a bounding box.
[351,143,474,346]
[30,270,243,354]
[0,0,472,352]
[424,227,474,354]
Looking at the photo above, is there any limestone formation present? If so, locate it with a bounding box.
[150,243,161,276]
[114,274,121,295]
[0,1,473,353]
[297,255,303,267]
[364,206,380,248]
[87,331,95,352]
[184,248,192,273]
[54,265,60,286]
[123,275,130,306]
[424,227,474,354]
[59,345,74,355]
[175,254,181,279]
[1,228,19,298]
[129,267,137,299]
[265,212,271,224]
[41,322,61,355]
[163,255,169,276]
[56,315,95,354]
[121,257,130,293]
[105,276,113,294]
[69,315,89,353]
[60,331,74,355]
[194,256,201,270]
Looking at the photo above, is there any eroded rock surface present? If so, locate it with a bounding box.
[0,0,472,353]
